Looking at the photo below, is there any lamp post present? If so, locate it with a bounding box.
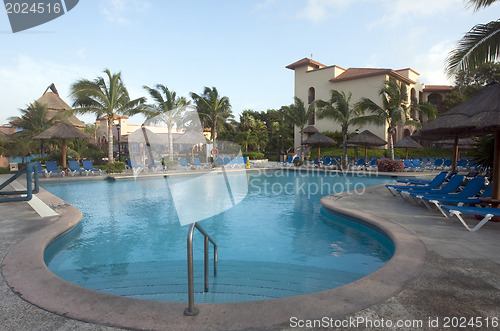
[278,134,282,162]
[354,129,360,160]
[116,122,121,162]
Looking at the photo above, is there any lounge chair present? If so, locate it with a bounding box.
[193,158,211,169]
[82,160,102,175]
[68,160,86,176]
[441,205,500,232]
[395,171,448,186]
[278,156,296,167]
[420,177,487,211]
[45,161,65,178]
[405,175,465,202]
[126,159,148,174]
[425,182,491,216]
[34,162,47,176]
[178,158,195,170]
[386,171,447,196]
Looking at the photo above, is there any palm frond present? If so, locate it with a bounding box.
[446,20,500,76]
[466,0,500,11]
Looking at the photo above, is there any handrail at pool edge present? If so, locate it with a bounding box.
[184,222,218,316]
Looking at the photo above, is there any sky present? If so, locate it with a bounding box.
[0,0,499,126]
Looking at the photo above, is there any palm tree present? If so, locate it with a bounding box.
[142,84,189,161]
[190,87,233,148]
[70,69,145,164]
[9,101,59,154]
[357,80,436,160]
[282,97,315,159]
[445,0,500,76]
[316,90,378,167]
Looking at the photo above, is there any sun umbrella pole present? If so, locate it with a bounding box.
[452,135,459,171]
[62,139,67,170]
[493,130,500,201]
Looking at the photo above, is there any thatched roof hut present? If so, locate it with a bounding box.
[33,83,84,128]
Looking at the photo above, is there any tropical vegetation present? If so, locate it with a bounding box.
[316,90,378,167]
[356,80,436,160]
[281,96,315,159]
[70,69,145,164]
[445,0,500,76]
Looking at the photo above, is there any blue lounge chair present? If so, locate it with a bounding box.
[126,159,148,174]
[386,172,447,196]
[405,175,465,201]
[34,162,47,177]
[178,158,195,170]
[193,158,211,169]
[82,160,102,175]
[395,171,448,186]
[278,156,296,167]
[425,182,491,216]
[45,161,65,178]
[420,177,487,211]
[403,159,417,171]
[441,205,500,232]
[68,160,86,176]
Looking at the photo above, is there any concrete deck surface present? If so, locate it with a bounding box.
[1,171,499,330]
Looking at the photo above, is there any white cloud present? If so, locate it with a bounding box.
[297,0,354,23]
[100,0,152,25]
[371,0,458,28]
[413,40,455,85]
[0,55,98,125]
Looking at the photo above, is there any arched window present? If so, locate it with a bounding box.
[427,93,442,107]
[308,87,315,104]
[403,129,411,137]
[410,88,417,104]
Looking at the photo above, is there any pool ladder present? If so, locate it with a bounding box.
[184,222,218,316]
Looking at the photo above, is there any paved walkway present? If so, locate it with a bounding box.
[1,172,500,330]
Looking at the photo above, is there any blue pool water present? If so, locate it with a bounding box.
[43,169,396,303]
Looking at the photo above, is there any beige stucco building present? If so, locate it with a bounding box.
[286,58,452,150]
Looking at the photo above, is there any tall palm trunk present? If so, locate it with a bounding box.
[388,127,395,160]
[108,117,114,164]
[299,127,304,159]
[342,127,348,168]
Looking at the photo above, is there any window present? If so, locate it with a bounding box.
[308,87,315,104]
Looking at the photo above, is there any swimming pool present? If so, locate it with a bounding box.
[43,169,396,303]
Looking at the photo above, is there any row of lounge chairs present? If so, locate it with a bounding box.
[34,160,102,178]
[386,171,499,232]
[177,157,249,171]
[277,155,484,172]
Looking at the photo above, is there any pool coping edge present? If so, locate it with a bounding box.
[1,184,427,331]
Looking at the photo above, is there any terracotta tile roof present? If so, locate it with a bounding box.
[423,85,454,92]
[286,57,326,70]
[330,68,415,84]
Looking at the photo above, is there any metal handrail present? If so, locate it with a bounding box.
[184,222,218,316]
[0,162,39,203]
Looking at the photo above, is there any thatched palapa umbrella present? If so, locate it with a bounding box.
[303,132,336,162]
[394,136,423,160]
[417,82,500,200]
[346,130,387,166]
[34,122,90,169]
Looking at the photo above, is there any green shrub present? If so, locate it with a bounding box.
[243,152,265,160]
[293,158,304,167]
[98,161,126,174]
[0,167,10,174]
[377,158,404,172]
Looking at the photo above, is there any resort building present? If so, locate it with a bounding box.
[286,58,452,150]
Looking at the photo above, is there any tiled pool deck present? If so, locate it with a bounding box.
[1,169,499,330]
